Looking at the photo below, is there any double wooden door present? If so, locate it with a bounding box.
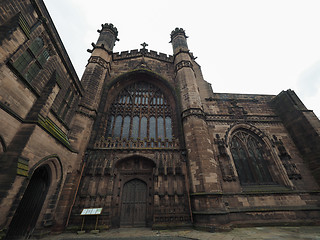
[120,179,147,227]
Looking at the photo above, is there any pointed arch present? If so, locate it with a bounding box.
[6,165,51,239]
[91,70,183,149]
[225,123,289,186]
[100,71,180,143]
[114,154,156,169]
[229,128,274,185]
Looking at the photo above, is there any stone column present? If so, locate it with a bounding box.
[171,28,221,193]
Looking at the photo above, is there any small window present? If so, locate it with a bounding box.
[56,87,76,122]
[25,62,41,82]
[11,37,50,83]
[12,51,33,73]
[37,50,50,66]
[29,38,44,55]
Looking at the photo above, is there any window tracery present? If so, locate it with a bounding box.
[230,129,273,185]
[105,81,173,141]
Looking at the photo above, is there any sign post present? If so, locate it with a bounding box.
[78,208,103,234]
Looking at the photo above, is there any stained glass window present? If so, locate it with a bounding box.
[157,116,164,140]
[132,116,139,139]
[149,116,156,139]
[230,129,273,185]
[140,117,147,139]
[165,117,172,141]
[114,115,122,138]
[122,116,131,138]
[105,81,173,142]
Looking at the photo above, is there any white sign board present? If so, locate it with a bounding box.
[81,208,103,215]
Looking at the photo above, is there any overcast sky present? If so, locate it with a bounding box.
[44,0,320,118]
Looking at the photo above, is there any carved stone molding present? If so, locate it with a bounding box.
[88,56,110,70]
[181,108,206,120]
[205,97,259,103]
[175,60,193,73]
[206,114,281,124]
[76,104,97,119]
[227,100,248,120]
[214,134,236,182]
[272,136,302,180]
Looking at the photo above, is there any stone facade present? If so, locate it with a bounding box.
[0,0,319,239]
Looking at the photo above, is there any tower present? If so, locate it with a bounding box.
[54,24,119,229]
[68,23,118,152]
[171,28,221,193]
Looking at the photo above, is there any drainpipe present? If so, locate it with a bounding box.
[65,157,86,227]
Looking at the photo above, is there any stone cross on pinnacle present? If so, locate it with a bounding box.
[141,42,148,49]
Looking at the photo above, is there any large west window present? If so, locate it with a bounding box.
[105,81,173,141]
[230,129,273,185]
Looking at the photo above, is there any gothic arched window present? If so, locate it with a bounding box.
[12,37,50,83]
[105,81,173,141]
[230,129,273,185]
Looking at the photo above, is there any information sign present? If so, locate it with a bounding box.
[80,208,102,215]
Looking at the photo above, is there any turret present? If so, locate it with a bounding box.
[170,27,189,55]
[96,23,119,51]
[170,28,221,194]
[69,23,118,151]
[81,23,118,111]
[170,28,202,111]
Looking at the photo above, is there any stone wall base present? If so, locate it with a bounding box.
[193,209,320,232]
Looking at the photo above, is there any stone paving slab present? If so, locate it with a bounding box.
[35,226,320,240]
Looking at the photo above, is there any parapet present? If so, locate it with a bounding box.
[113,49,173,62]
[98,23,119,40]
[170,27,188,42]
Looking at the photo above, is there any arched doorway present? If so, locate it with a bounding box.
[6,165,50,239]
[120,179,147,227]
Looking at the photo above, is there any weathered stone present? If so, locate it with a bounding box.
[0,1,319,239]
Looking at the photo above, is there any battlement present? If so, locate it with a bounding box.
[170,27,188,42]
[113,49,174,62]
[98,23,119,39]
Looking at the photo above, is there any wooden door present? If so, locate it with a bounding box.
[120,179,147,227]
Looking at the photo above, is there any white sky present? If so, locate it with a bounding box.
[44,0,320,118]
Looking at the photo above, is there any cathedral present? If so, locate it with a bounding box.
[0,0,320,239]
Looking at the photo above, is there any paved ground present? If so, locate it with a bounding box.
[38,226,320,240]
